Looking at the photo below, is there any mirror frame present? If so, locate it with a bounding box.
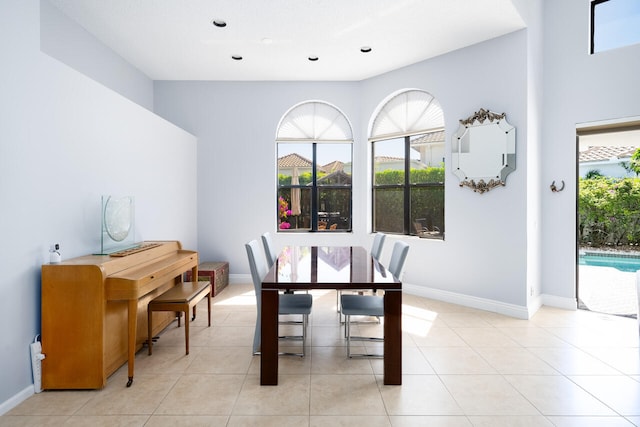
[451,108,516,194]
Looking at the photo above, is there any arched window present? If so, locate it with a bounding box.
[276,101,353,232]
[370,89,445,239]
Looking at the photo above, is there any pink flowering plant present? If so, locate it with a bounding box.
[278,196,292,229]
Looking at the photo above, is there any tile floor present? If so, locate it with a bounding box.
[2,283,640,426]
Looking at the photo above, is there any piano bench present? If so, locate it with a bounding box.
[147,281,211,356]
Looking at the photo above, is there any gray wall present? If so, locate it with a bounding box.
[39,0,154,110]
[154,28,530,315]
[0,0,197,410]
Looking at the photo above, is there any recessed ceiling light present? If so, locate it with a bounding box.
[261,38,273,45]
[360,46,372,53]
[232,55,243,61]
[212,19,227,28]
[308,56,319,61]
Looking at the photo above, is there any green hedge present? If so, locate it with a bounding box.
[579,176,640,246]
[374,167,445,233]
[277,167,445,233]
[374,167,445,185]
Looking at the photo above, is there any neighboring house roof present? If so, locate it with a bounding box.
[278,152,312,168]
[411,130,445,145]
[323,160,344,173]
[375,156,404,163]
[579,146,637,163]
[316,170,352,185]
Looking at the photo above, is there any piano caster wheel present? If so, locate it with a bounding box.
[126,377,133,387]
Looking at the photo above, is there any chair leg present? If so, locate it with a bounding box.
[346,314,351,358]
[302,314,307,357]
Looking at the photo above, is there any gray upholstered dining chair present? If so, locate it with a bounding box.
[262,231,306,295]
[371,232,386,261]
[261,232,277,268]
[337,232,387,314]
[340,240,409,358]
[245,239,313,357]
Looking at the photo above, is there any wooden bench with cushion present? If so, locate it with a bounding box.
[147,281,211,355]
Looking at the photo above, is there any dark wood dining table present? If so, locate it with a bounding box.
[260,245,402,385]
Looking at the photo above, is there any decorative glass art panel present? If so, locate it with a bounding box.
[100,195,135,254]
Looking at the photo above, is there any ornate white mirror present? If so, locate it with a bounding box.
[451,108,516,193]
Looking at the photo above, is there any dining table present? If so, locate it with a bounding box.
[260,245,402,385]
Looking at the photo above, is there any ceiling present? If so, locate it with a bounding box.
[47,0,526,81]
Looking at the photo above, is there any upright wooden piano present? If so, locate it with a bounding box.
[41,241,198,389]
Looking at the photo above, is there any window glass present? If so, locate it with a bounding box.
[373,187,404,233]
[592,0,640,53]
[277,101,353,232]
[317,143,352,186]
[373,138,405,184]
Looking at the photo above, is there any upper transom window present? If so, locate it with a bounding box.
[370,89,444,141]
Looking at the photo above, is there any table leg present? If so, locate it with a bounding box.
[261,289,279,385]
[384,290,402,385]
[126,299,137,387]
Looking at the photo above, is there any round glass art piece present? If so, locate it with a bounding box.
[103,196,133,242]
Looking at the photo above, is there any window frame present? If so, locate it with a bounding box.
[369,89,445,239]
[276,100,353,233]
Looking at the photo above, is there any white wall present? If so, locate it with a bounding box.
[39,0,154,110]
[0,0,197,411]
[515,0,544,314]
[541,0,640,306]
[154,28,530,316]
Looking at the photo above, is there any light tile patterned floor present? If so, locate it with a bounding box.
[2,283,640,426]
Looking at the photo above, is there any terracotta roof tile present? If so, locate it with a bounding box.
[277,152,312,168]
[322,160,344,173]
[579,146,638,162]
[375,156,403,163]
[411,130,445,144]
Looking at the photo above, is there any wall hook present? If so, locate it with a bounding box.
[550,180,565,192]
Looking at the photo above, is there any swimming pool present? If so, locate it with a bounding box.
[579,252,640,272]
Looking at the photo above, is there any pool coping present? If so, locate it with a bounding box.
[580,249,640,259]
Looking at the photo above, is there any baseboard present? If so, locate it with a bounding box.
[540,293,578,311]
[527,294,543,318]
[0,385,33,416]
[403,283,531,319]
[229,273,250,284]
